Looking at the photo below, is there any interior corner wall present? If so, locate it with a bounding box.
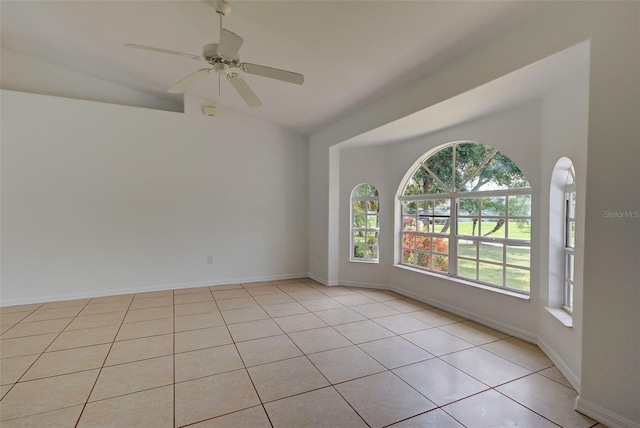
[1,90,309,305]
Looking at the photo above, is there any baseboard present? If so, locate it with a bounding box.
[0,272,309,307]
[389,285,539,344]
[576,396,640,428]
[536,337,581,392]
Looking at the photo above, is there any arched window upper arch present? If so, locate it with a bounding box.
[399,141,531,293]
[351,184,379,262]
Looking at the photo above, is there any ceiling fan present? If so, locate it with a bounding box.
[124,0,304,107]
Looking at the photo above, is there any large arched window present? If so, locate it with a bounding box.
[399,141,531,294]
[351,184,379,262]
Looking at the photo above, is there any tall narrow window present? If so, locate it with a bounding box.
[563,166,576,312]
[399,141,531,294]
[351,184,379,262]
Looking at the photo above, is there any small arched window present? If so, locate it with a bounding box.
[399,141,531,293]
[563,164,576,312]
[351,184,379,262]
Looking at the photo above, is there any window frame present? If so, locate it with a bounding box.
[562,169,576,313]
[351,184,380,262]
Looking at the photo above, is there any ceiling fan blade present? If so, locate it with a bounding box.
[240,63,304,85]
[227,73,262,107]
[218,29,244,59]
[168,68,212,93]
[123,43,203,61]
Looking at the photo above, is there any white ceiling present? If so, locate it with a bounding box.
[1,1,549,135]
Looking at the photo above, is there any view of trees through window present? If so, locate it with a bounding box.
[400,142,531,293]
[352,184,379,261]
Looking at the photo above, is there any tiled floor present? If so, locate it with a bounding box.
[0,279,604,427]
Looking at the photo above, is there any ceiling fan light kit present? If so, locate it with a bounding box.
[124,0,304,108]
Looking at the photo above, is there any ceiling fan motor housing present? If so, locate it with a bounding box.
[203,43,221,62]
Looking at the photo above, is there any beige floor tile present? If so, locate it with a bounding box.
[175,369,260,427]
[262,301,309,318]
[408,308,465,326]
[227,319,283,342]
[332,294,378,307]
[389,409,464,427]
[299,298,344,312]
[190,406,271,428]
[314,307,367,326]
[129,295,173,310]
[441,347,531,387]
[276,283,314,293]
[89,355,173,401]
[221,306,269,324]
[0,313,31,327]
[133,290,173,299]
[393,358,488,406]
[1,318,72,339]
[105,334,173,366]
[174,312,224,332]
[497,373,595,427]
[0,354,39,384]
[383,298,433,313]
[249,355,329,402]
[40,299,91,309]
[236,334,302,367]
[0,384,14,399]
[215,296,258,311]
[0,369,99,421]
[174,285,211,295]
[0,304,43,314]
[288,327,352,354]
[123,306,172,323]
[372,313,433,334]
[308,346,386,384]
[287,289,328,301]
[351,302,402,319]
[175,325,232,353]
[317,287,359,297]
[0,333,58,359]
[265,386,368,428]
[79,385,173,428]
[253,293,295,305]
[66,311,126,330]
[272,278,307,285]
[49,325,119,351]
[247,285,282,296]
[443,389,557,428]
[358,336,433,369]
[539,365,573,388]
[88,294,133,305]
[439,321,509,345]
[273,313,328,333]
[174,292,213,305]
[241,281,272,288]
[22,306,84,323]
[212,288,251,300]
[175,344,244,382]
[336,371,436,428]
[116,317,174,341]
[402,328,474,356]
[0,405,83,428]
[21,344,109,381]
[482,337,553,371]
[333,320,395,344]
[209,283,243,291]
[353,289,403,302]
[79,302,131,316]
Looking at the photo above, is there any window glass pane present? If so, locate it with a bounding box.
[569,221,576,247]
[402,201,417,215]
[480,219,506,239]
[567,283,574,309]
[433,238,449,255]
[353,246,365,258]
[416,236,432,251]
[506,246,530,267]
[365,232,378,245]
[367,215,378,229]
[458,240,477,259]
[458,218,479,237]
[402,234,416,250]
[508,220,531,241]
[565,253,574,281]
[364,247,378,259]
[423,146,454,191]
[475,152,530,191]
[478,262,504,286]
[353,201,365,214]
[403,250,415,265]
[458,259,476,280]
[402,216,417,231]
[479,242,503,263]
[456,143,495,192]
[506,267,530,292]
[367,200,379,214]
[416,252,431,269]
[458,198,480,216]
[433,255,449,272]
[353,232,365,245]
[353,215,366,228]
[403,169,447,195]
[353,185,369,197]
[569,192,576,218]
[509,195,531,217]
[482,197,506,216]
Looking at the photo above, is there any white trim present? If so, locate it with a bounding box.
[575,396,640,428]
[537,336,580,392]
[0,272,309,307]
[545,306,574,328]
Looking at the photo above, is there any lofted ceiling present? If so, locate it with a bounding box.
[1,1,549,135]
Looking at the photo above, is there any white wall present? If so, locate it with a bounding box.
[1,47,182,113]
[310,2,639,427]
[1,90,308,305]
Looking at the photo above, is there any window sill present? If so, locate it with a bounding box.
[350,259,379,264]
[545,307,573,328]
[393,264,530,301]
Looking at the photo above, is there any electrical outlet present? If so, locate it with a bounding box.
[207,256,213,264]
